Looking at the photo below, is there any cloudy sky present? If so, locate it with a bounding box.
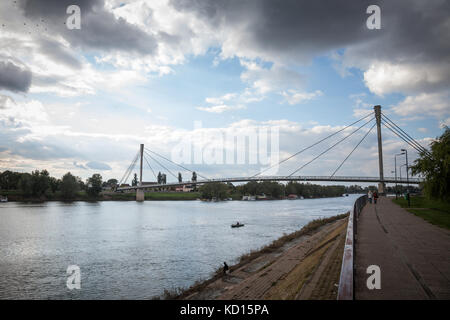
[0,0,449,183]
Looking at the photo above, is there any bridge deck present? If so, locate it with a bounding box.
[117,175,422,191]
[355,197,450,299]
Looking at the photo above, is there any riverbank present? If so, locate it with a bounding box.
[0,190,201,202]
[160,212,349,300]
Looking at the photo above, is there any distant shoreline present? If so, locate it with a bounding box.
[1,192,355,203]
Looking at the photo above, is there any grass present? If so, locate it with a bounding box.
[392,196,450,230]
[167,212,349,300]
[144,192,200,201]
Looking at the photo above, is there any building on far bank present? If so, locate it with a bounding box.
[175,184,194,192]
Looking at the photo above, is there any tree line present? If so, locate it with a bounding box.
[199,181,368,200]
[0,170,115,200]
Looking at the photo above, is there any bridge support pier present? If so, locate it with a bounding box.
[374,105,386,194]
[136,189,145,201]
[136,143,145,202]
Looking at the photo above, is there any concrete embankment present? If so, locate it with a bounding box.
[172,213,349,300]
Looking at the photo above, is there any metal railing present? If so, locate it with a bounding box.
[337,194,367,300]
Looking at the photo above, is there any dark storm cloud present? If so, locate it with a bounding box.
[86,161,112,170]
[169,0,450,64]
[19,0,158,55]
[0,60,32,92]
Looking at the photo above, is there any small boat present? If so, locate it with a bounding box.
[231,222,245,228]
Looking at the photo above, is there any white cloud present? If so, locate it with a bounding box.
[205,93,237,105]
[197,104,246,113]
[281,90,323,105]
[240,60,304,95]
[363,61,450,96]
[391,91,450,119]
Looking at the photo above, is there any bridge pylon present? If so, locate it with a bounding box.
[374,105,385,194]
[136,143,145,201]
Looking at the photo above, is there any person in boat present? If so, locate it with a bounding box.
[223,262,229,275]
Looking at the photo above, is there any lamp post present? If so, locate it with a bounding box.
[395,152,405,200]
[400,164,406,194]
[401,148,410,207]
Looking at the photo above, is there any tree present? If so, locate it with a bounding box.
[77,177,86,191]
[132,173,138,186]
[411,127,450,201]
[192,171,197,182]
[157,172,162,184]
[106,178,118,186]
[60,172,78,199]
[30,170,50,196]
[199,182,229,200]
[0,170,22,190]
[87,174,103,197]
[178,172,182,183]
[18,173,32,196]
[162,173,167,184]
[49,177,60,193]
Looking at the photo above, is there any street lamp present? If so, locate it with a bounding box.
[401,148,410,207]
[395,152,405,199]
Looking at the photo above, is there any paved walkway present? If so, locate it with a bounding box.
[355,197,450,299]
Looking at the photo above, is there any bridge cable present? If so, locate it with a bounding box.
[381,112,430,155]
[144,147,210,180]
[330,122,376,178]
[381,120,427,155]
[143,153,158,181]
[252,112,375,177]
[118,150,139,186]
[381,112,429,153]
[123,155,138,186]
[143,150,179,181]
[288,117,375,176]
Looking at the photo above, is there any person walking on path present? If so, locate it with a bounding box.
[368,190,373,204]
[373,191,378,204]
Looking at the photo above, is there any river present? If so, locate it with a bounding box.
[0,195,360,299]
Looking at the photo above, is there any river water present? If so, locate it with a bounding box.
[0,195,360,299]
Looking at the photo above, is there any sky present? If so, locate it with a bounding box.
[0,0,449,184]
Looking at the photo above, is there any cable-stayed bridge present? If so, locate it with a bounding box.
[115,105,426,200]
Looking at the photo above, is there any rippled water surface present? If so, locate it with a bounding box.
[0,195,360,299]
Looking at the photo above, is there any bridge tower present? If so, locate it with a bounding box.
[374,105,385,194]
[136,143,145,201]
